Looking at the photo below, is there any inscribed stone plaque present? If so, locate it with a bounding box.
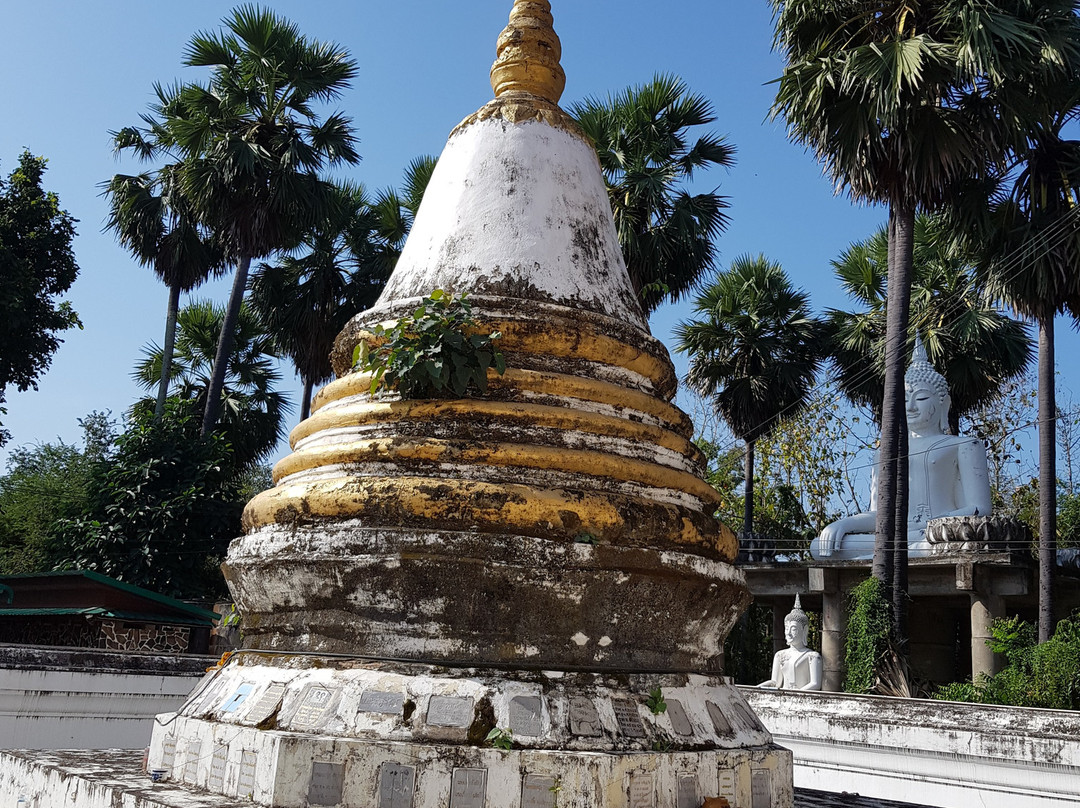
[665,698,693,736]
[183,739,201,783]
[238,750,258,794]
[676,775,698,808]
[244,682,286,725]
[221,683,253,713]
[208,745,227,790]
[716,768,736,801]
[450,767,487,808]
[189,679,228,714]
[359,690,405,715]
[293,685,338,730]
[568,696,601,736]
[611,698,645,738]
[427,695,474,727]
[628,773,655,808]
[509,696,544,737]
[308,761,345,806]
[378,763,416,808]
[521,774,556,808]
[161,736,176,774]
[731,699,762,732]
[705,700,734,737]
[751,768,773,808]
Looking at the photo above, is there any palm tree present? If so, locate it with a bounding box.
[138,6,360,437]
[133,299,288,468]
[676,255,825,538]
[828,213,1032,434]
[249,158,435,422]
[103,162,223,420]
[950,97,1080,641]
[770,0,1080,640]
[569,74,735,316]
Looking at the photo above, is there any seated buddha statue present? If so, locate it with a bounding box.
[758,595,822,691]
[810,339,992,561]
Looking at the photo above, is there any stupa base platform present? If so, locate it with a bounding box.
[139,651,792,807]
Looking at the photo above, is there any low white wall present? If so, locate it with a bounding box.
[741,687,1080,808]
[0,647,210,750]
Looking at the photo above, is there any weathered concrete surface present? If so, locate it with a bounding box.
[744,687,1080,807]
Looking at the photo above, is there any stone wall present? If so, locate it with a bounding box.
[97,620,190,653]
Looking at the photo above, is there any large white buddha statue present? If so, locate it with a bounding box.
[810,338,992,560]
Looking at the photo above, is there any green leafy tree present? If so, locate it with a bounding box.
[569,74,735,316]
[120,5,361,436]
[0,413,115,574]
[132,299,288,468]
[677,255,825,537]
[770,0,1080,644]
[828,214,1032,434]
[0,152,80,446]
[58,401,244,599]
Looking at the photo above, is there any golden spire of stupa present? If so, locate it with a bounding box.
[490,0,566,103]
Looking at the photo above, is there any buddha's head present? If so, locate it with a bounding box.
[783,594,809,650]
[905,336,950,435]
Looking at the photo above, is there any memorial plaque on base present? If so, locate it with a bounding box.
[427,695,473,727]
[676,775,698,808]
[183,739,201,783]
[309,761,345,806]
[221,683,253,714]
[208,745,227,791]
[716,768,736,802]
[450,767,487,808]
[359,690,404,715]
[706,701,733,737]
[751,768,772,808]
[665,698,694,736]
[521,774,556,808]
[238,751,258,794]
[160,737,176,774]
[293,685,338,730]
[629,773,655,808]
[509,695,544,737]
[568,696,601,736]
[378,763,416,808]
[245,682,286,725]
[731,699,761,732]
[611,698,645,738]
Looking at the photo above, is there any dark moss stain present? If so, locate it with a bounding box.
[402,699,416,723]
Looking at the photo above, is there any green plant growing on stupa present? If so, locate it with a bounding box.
[646,687,667,715]
[353,289,506,399]
[484,726,513,750]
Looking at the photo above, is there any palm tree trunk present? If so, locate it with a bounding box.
[1038,316,1057,643]
[743,439,755,538]
[891,205,914,647]
[301,375,315,422]
[201,255,252,436]
[155,281,182,420]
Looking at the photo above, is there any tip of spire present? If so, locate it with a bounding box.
[490,0,566,104]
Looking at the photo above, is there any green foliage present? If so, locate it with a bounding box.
[723,602,775,685]
[934,613,1080,710]
[0,152,81,446]
[354,290,506,399]
[57,400,245,599]
[1059,492,1080,550]
[646,687,667,715]
[484,727,513,750]
[0,413,116,574]
[844,577,892,694]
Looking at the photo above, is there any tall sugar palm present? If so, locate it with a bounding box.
[951,95,1080,640]
[770,0,1080,640]
[153,5,360,436]
[829,213,1032,434]
[676,255,825,538]
[103,160,223,420]
[569,74,735,316]
[133,299,288,468]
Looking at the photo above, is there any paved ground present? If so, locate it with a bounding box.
[798,788,937,808]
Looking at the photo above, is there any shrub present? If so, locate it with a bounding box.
[844,576,892,694]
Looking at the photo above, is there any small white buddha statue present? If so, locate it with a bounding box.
[810,338,992,560]
[758,595,822,691]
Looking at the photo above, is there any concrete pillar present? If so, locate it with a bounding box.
[970,592,1005,680]
[821,589,846,692]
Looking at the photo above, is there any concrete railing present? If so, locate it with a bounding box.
[742,687,1080,808]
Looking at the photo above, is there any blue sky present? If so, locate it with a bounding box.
[1,1,1074,473]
